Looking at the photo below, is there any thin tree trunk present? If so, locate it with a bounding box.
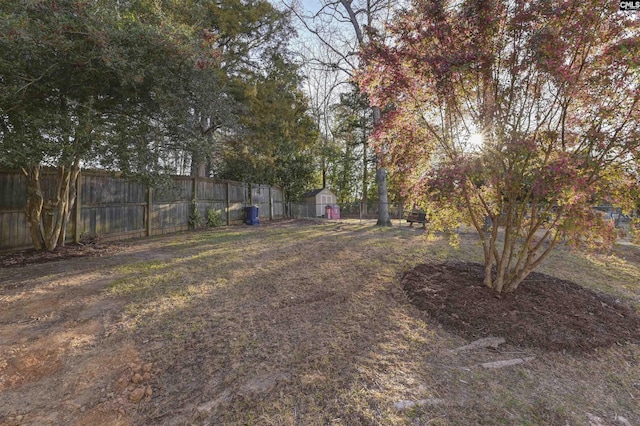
[191,112,211,178]
[24,165,45,251]
[57,161,80,247]
[372,106,391,226]
[361,129,368,217]
[376,167,391,226]
[45,165,78,250]
[23,163,80,251]
[322,155,327,189]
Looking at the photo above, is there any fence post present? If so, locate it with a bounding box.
[192,176,198,202]
[226,182,231,226]
[146,187,153,236]
[191,176,198,228]
[269,186,273,220]
[74,171,82,243]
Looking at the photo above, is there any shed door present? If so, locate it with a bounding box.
[319,194,330,217]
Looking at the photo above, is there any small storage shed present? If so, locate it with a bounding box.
[302,188,337,217]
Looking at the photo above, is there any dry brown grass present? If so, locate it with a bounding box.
[0,219,639,425]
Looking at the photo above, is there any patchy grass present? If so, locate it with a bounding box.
[0,219,639,425]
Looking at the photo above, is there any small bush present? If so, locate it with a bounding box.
[207,208,223,227]
[189,201,203,229]
[630,218,640,244]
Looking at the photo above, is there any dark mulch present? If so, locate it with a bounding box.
[0,241,126,269]
[401,261,640,353]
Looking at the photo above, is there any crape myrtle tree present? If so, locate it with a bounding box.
[0,0,220,250]
[359,0,640,292]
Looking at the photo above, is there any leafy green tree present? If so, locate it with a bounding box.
[1,0,316,251]
[217,55,319,200]
[329,86,375,205]
[170,0,296,177]
[0,0,209,250]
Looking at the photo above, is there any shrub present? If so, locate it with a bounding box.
[207,208,223,227]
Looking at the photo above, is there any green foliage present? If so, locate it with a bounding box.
[0,0,297,176]
[189,201,204,229]
[207,208,223,227]
[217,55,319,201]
[0,0,200,174]
[0,0,301,249]
[328,86,375,203]
[161,0,296,177]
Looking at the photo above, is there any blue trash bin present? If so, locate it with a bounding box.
[244,206,259,225]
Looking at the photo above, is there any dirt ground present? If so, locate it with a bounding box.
[1,220,639,425]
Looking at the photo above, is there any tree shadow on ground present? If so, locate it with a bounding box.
[401,261,640,353]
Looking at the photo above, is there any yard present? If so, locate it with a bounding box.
[1,219,639,425]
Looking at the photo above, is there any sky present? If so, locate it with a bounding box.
[300,0,322,14]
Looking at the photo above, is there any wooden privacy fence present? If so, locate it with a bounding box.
[0,169,285,250]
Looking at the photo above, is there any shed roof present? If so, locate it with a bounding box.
[301,188,334,198]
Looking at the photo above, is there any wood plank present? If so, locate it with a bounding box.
[74,171,82,243]
[147,188,153,236]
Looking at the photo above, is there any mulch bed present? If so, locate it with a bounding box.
[401,261,640,353]
[0,241,126,269]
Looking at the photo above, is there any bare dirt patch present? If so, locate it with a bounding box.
[402,261,640,353]
[1,221,639,425]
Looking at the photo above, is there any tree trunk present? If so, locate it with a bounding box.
[322,155,327,189]
[373,106,391,226]
[191,113,211,178]
[483,259,493,289]
[361,133,368,217]
[24,165,45,250]
[23,163,80,251]
[57,163,80,247]
[376,167,391,226]
[190,151,207,177]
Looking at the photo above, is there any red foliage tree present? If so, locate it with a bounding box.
[358,0,640,292]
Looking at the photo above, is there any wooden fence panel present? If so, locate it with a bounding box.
[196,179,227,202]
[0,173,27,210]
[0,211,30,249]
[228,181,248,203]
[76,173,147,239]
[0,169,284,250]
[228,181,249,222]
[251,184,270,219]
[152,201,190,234]
[81,174,146,205]
[78,204,146,238]
[194,179,228,224]
[195,200,227,225]
[272,187,284,218]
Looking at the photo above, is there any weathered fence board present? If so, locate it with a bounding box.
[0,170,285,250]
[0,173,27,210]
[272,186,284,218]
[251,183,270,219]
[0,211,30,248]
